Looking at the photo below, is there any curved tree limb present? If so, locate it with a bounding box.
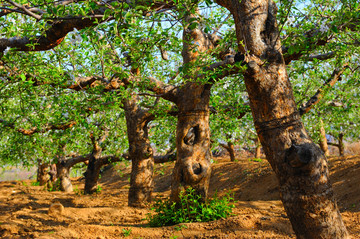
[64,153,91,168]
[298,64,349,116]
[4,0,42,20]
[0,119,76,135]
[283,19,360,64]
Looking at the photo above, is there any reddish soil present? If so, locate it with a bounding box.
[1,155,360,238]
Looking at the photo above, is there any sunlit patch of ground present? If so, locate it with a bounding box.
[1,155,360,238]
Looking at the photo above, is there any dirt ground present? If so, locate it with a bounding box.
[1,155,360,239]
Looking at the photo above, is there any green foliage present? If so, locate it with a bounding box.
[1,0,360,175]
[73,185,83,196]
[96,185,103,194]
[31,181,40,186]
[46,180,61,192]
[122,228,132,237]
[174,224,187,231]
[146,187,235,227]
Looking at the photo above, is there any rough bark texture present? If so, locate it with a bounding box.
[338,134,345,156]
[57,154,90,192]
[56,160,73,192]
[84,132,107,194]
[83,131,122,194]
[124,96,155,207]
[170,11,215,201]
[319,119,330,157]
[255,146,261,158]
[49,164,57,181]
[220,142,236,161]
[215,0,349,238]
[251,136,262,158]
[84,155,101,194]
[37,162,49,186]
[171,83,212,202]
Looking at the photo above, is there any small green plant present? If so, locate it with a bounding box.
[174,224,187,231]
[117,170,124,177]
[21,181,28,186]
[249,158,262,162]
[46,180,61,192]
[31,181,40,186]
[73,185,83,195]
[96,185,102,193]
[156,168,165,176]
[122,228,132,237]
[146,187,235,227]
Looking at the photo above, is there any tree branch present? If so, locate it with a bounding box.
[0,0,178,54]
[298,64,349,116]
[0,119,76,135]
[219,143,230,151]
[0,17,101,53]
[97,155,122,167]
[304,52,336,61]
[65,153,91,168]
[154,152,177,163]
[4,0,42,20]
[327,142,340,147]
[283,18,359,64]
[144,76,179,103]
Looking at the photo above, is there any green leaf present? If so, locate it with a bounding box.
[331,25,339,33]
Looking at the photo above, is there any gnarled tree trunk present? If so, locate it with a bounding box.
[171,83,212,202]
[57,160,73,192]
[170,10,219,202]
[220,141,236,161]
[57,154,90,192]
[84,155,101,194]
[84,130,110,194]
[83,155,122,194]
[124,96,155,207]
[215,0,349,238]
[37,161,49,186]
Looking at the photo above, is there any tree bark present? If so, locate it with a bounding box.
[84,130,110,194]
[319,119,330,157]
[215,0,349,238]
[124,96,155,207]
[254,137,262,159]
[56,160,73,192]
[170,11,217,202]
[84,155,101,194]
[171,82,212,202]
[57,154,90,192]
[37,161,49,186]
[84,154,121,194]
[339,133,345,156]
[154,152,177,163]
[220,142,236,161]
